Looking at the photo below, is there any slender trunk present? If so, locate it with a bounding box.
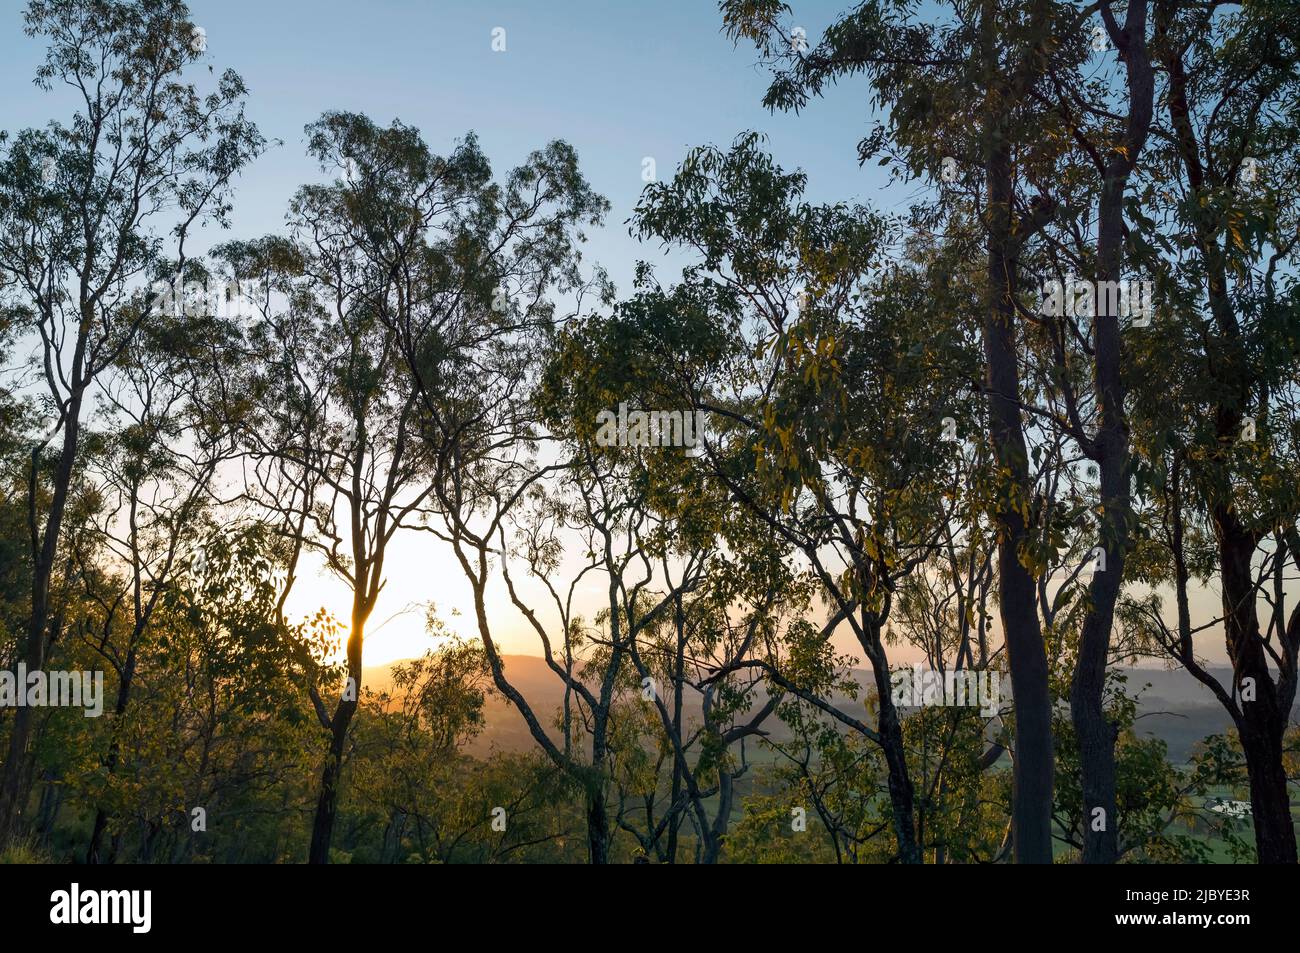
[700,772,733,865]
[1071,553,1122,862]
[586,784,610,864]
[34,774,60,845]
[984,136,1055,863]
[308,607,365,864]
[974,0,1056,863]
[308,712,353,864]
[1070,0,1155,866]
[86,646,139,863]
[1070,590,1120,862]
[1218,516,1297,863]
[1070,175,1129,863]
[0,388,85,845]
[869,651,921,863]
[666,616,685,863]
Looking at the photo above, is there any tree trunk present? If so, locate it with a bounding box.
[0,388,85,845]
[307,608,365,864]
[1070,0,1155,866]
[1218,516,1298,863]
[983,134,1055,863]
[86,646,139,863]
[308,713,353,864]
[869,653,921,863]
[1240,720,1295,864]
[586,785,610,864]
[666,636,685,863]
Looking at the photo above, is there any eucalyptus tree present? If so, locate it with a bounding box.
[225,235,435,864]
[218,113,488,862]
[625,135,989,862]
[250,112,608,861]
[487,451,727,863]
[80,266,253,862]
[622,545,796,864]
[431,330,764,865]
[314,117,622,858]
[0,0,263,843]
[1120,0,1300,863]
[1007,0,1158,864]
[720,0,1082,861]
[538,276,824,863]
[559,456,795,865]
[541,252,1005,863]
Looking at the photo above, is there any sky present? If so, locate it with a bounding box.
[1,0,901,664]
[0,0,895,292]
[0,0,1234,667]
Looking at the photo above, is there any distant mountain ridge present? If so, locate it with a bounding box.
[361,657,1278,763]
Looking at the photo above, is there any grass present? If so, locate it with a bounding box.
[0,835,52,864]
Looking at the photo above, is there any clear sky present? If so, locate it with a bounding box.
[0,0,896,292]
[0,0,1233,667]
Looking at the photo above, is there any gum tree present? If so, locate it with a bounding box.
[721,0,1070,861]
[539,317,812,861]
[0,0,262,843]
[288,113,609,860]
[628,136,993,861]
[1123,0,1300,864]
[220,113,447,862]
[81,272,252,862]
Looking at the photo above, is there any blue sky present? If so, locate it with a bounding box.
[1,0,899,296]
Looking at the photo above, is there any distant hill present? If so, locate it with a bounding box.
[1120,666,1243,762]
[364,654,701,757]
[361,658,1277,763]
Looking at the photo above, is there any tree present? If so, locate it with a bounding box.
[1120,0,1300,863]
[81,271,251,862]
[626,135,1007,861]
[221,126,437,861]
[0,0,263,844]
[365,123,611,859]
[721,0,1067,861]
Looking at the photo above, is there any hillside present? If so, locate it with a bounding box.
[362,657,1262,763]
